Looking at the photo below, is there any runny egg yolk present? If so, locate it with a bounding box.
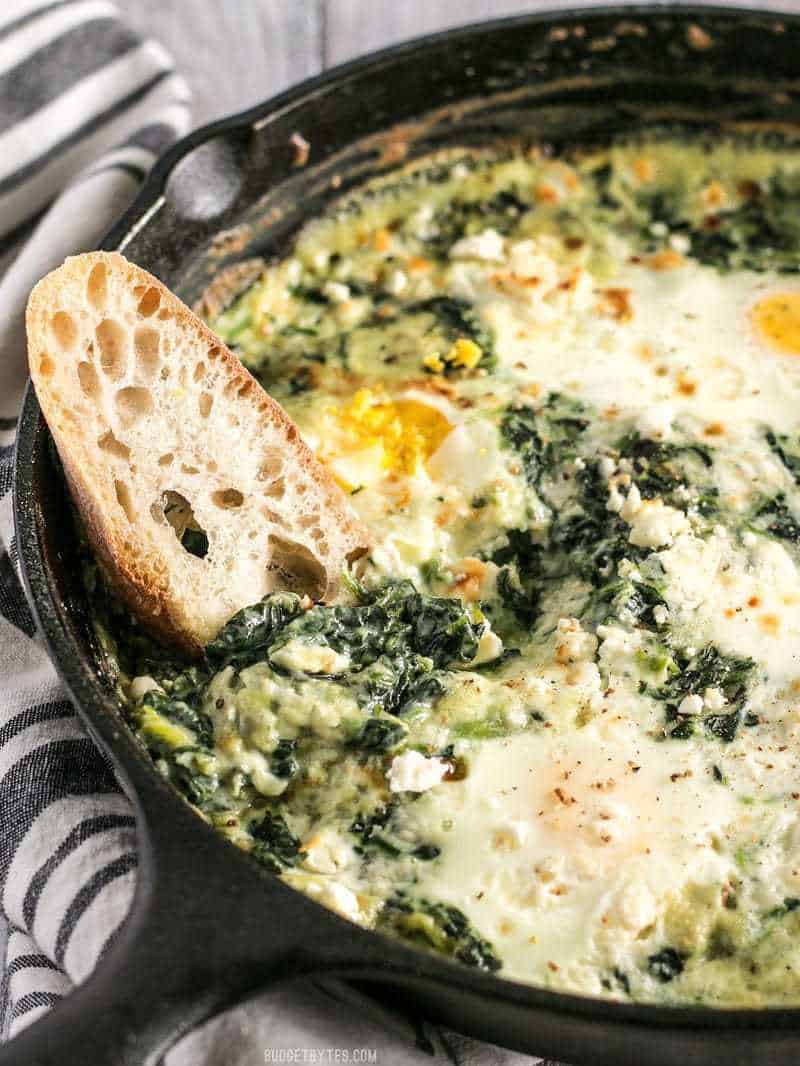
[333,387,452,478]
[752,291,800,356]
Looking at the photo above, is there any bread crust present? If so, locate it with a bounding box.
[27,251,371,657]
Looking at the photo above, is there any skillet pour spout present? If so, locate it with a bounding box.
[10,6,800,1064]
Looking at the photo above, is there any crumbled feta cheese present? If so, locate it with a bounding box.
[384,268,407,296]
[556,617,599,663]
[301,829,355,874]
[507,239,559,288]
[410,203,437,239]
[610,878,657,933]
[566,660,603,696]
[269,640,351,676]
[669,233,691,254]
[606,485,624,513]
[449,228,505,262]
[629,501,687,548]
[621,485,689,549]
[617,559,641,580]
[322,280,351,303]
[129,675,160,701]
[598,456,616,479]
[305,878,361,922]
[653,604,669,625]
[620,482,643,521]
[285,258,302,286]
[678,694,704,716]
[597,625,643,675]
[310,249,329,272]
[469,627,504,666]
[388,750,448,793]
[704,687,726,711]
[635,402,675,442]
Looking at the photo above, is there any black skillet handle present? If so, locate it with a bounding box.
[0,781,380,1066]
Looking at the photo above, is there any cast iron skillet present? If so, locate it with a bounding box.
[8,6,800,1064]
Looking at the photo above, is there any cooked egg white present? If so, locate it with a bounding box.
[188,137,800,1004]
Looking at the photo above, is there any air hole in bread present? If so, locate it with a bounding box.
[256,450,284,481]
[134,326,160,378]
[158,490,209,559]
[115,386,153,426]
[207,345,221,361]
[157,308,172,321]
[160,366,171,380]
[86,262,107,310]
[207,460,217,473]
[50,311,78,351]
[193,361,206,383]
[198,392,213,418]
[263,506,281,524]
[268,534,326,600]
[181,464,200,475]
[114,479,135,522]
[264,477,285,500]
[238,381,252,398]
[211,488,244,509]
[96,319,129,381]
[158,452,174,466]
[77,360,100,398]
[137,286,161,317]
[98,429,130,461]
[39,355,56,378]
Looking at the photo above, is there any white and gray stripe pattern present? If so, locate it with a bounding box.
[0,0,189,1045]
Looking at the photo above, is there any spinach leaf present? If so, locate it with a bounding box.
[423,187,529,257]
[766,429,800,484]
[647,947,687,983]
[660,644,756,741]
[379,895,501,973]
[500,395,588,490]
[181,527,209,559]
[250,810,301,872]
[140,689,213,748]
[404,296,495,371]
[597,578,668,628]
[687,170,800,274]
[352,717,407,752]
[617,433,715,511]
[270,739,299,780]
[766,897,800,920]
[751,493,800,543]
[206,592,305,669]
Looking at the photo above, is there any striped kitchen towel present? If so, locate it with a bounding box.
[0,0,190,1043]
[0,3,546,1064]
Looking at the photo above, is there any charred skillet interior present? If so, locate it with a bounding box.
[11,7,800,1066]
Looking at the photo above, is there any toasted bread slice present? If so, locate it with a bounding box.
[27,251,371,656]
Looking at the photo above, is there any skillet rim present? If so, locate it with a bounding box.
[15,0,800,1038]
